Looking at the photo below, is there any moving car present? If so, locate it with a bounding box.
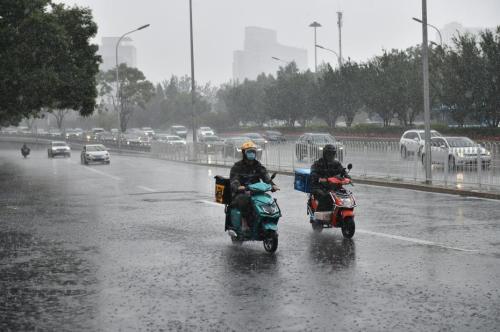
[223,136,263,159]
[122,133,142,146]
[423,136,492,169]
[199,135,224,154]
[48,128,62,137]
[196,126,215,140]
[243,132,268,147]
[156,134,187,146]
[399,129,442,158]
[295,133,344,162]
[81,144,110,165]
[169,125,188,139]
[48,141,71,158]
[142,127,155,138]
[64,129,79,139]
[263,130,286,143]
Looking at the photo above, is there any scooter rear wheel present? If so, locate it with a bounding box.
[263,231,278,253]
[341,217,355,239]
[231,236,243,246]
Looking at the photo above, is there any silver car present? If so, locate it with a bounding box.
[295,133,344,162]
[423,136,492,169]
[81,144,110,165]
[48,141,71,158]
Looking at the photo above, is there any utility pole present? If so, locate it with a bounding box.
[189,0,196,144]
[421,0,432,183]
[337,11,343,68]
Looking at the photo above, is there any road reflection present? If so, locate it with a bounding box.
[0,231,98,331]
[307,233,356,270]
[222,245,279,274]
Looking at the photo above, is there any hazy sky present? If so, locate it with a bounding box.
[56,0,500,85]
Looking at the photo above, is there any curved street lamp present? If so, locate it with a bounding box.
[271,56,292,65]
[412,17,442,46]
[315,44,342,68]
[114,24,150,140]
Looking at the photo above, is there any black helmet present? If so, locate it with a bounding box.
[323,144,337,160]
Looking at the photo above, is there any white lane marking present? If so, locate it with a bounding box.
[83,166,121,181]
[137,185,157,193]
[197,199,223,207]
[358,229,477,252]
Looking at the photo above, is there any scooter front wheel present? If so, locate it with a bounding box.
[311,222,323,232]
[263,231,278,253]
[341,217,355,239]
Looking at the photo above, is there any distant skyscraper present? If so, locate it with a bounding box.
[98,37,137,71]
[233,27,308,82]
[440,22,487,46]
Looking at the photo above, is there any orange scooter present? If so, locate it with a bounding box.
[307,164,356,238]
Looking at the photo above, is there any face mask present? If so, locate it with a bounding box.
[245,150,256,160]
[324,152,336,161]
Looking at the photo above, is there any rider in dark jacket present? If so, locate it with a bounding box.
[310,144,347,211]
[21,143,30,156]
[229,141,278,230]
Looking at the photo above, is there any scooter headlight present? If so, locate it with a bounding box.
[262,203,279,215]
[339,197,354,207]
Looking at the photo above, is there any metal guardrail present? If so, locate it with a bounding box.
[2,133,499,193]
[150,140,500,193]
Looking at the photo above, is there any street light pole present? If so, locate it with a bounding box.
[412,17,443,46]
[420,0,432,184]
[189,0,197,144]
[337,12,343,68]
[309,21,322,72]
[115,24,150,145]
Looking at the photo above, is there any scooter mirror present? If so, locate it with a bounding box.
[270,172,277,180]
[347,163,353,170]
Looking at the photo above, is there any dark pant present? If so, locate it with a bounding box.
[227,193,255,229]
[313,189,333,211]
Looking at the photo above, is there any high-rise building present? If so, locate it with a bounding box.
[233,27,308,82]
[98,37,137,71]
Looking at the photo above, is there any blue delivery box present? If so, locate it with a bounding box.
[294,168,311,193]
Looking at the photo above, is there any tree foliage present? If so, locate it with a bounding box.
[98,64,154,132]
[0,0,101,126]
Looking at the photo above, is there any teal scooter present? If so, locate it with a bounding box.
[226,174,281,253]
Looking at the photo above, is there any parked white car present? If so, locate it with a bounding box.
[422,136,492,169]
[399,129,442,158]
[81,144,110,165]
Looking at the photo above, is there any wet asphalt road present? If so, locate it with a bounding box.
[1,144,500,331]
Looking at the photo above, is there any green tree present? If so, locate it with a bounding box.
[337,61,364,127]
[264,63,314,127]
[314,65,341,128]
[98,64,155,132]
[441,34,484,126]
[478,27,500,127]
[0,0,101,125]
[159,75,211,128]
[218,74,273,126]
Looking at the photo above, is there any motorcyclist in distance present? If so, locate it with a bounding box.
[310,144,347,211]
[21,143,30,158]
[229,141,279,230]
